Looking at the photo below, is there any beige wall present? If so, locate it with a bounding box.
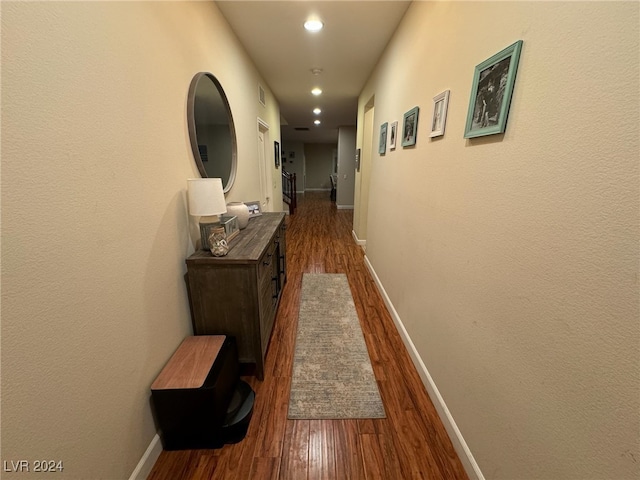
[303,143,336,190]
[1,2,280,478]
[356,2,639,479]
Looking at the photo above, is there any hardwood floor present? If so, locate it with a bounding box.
[147,192,468,480]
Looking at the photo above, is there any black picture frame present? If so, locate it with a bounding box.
[274,141,280,168]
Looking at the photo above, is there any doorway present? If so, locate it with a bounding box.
[257,118,272,211]
[353,99,374,245]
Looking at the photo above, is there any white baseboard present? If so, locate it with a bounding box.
[363,255,484,480]
[351,230,366,247]
[304,188,331,192]
[337,204,354,210]
[129,434,163,480]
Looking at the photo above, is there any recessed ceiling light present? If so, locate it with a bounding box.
[314,120,321,125]
[304,20,324,32]
[311,88,322,96]
[313,108,322,115]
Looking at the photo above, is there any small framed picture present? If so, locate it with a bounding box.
[244,201,262,218]
[389,121,398,150]
[258,84,266,106]
[355,148,361,172]
[379,122,388,155]
[430,90,450,138]
[274,141,280,168]
[402,106,419,147]
[198,145,209,162]
[464,40,523,138]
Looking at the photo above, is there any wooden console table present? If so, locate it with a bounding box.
[185,212,286,380]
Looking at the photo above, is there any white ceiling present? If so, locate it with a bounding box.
[216,1,411,144]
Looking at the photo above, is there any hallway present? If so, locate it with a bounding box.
[148,192,468,480]
[3,2,637,477]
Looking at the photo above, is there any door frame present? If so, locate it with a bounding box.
[257,118,272,210]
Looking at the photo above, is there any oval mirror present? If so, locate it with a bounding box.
[187,72,237,193]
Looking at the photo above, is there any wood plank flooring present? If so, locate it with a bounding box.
[147,192,468,480]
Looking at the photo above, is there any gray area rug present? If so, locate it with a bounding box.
[288,273,386,419]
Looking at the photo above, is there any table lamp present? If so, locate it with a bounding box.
[187,178,227,250]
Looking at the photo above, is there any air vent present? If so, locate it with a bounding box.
[294,127,310,131]
[258,85,266,106]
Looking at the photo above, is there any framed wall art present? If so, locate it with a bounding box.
[379,122,388,155]
[389,121,398,150]
[274,141,280,168]
[464,40,523,138]
[244,200,262,218]
[429,90,450,138]
[198,145,209,162]
[402,107,419,147]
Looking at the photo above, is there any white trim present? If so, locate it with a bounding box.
[351,229,366,247]
[257,117,269,130]
[363,255,485,480]
[304,188,331,192]
[128,434,163,480]
[337,204,354,210]
[257,118,272,210]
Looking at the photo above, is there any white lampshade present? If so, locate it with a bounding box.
[187,178,227,217]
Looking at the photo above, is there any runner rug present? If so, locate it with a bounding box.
[288,273,386,419]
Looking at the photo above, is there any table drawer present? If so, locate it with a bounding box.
[258,238,277,283]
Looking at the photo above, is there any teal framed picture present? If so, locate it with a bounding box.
[379,122,388,155]
[402,106,419,147]
[464,40,523,138]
